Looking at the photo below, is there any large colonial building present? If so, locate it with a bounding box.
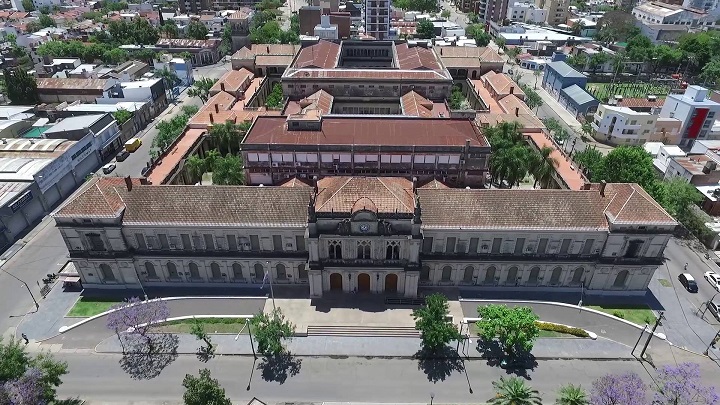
[53,176,676,297]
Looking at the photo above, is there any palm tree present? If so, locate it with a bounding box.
[204,149,220,174]
[531,146,559,189]
[187,77,218,103]
[156,68,179,102]
[185,155,206,185]
[555,384,588,405]
[533,69,541,89]
[489,376,542,405]
[209,120,249,155]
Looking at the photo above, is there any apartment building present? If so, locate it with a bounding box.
[507,1,547,23]
[365,0,390,39]
[536,0,568,26]
[53,176,676,296]
[659,86,720,147]
[592,105,673,146]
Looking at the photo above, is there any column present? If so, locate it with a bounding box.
[404,272,419,298]
[309,270,322,297]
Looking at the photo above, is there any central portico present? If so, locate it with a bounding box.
[305,176,422,298]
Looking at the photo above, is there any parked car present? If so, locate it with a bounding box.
[102,163,116,174]
[679,273,698,292]
[704,271,720,291]
[708,301,720,322]
[116,150,130,162]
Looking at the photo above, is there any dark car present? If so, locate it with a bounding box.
[678,273,698,292]
[116,150,130,162]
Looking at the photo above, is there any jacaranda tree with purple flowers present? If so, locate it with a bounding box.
[106,297,171,354]
[654,362,719,405]
[2,367,46,405]
[591,372,647,405]
[0,337,67,404]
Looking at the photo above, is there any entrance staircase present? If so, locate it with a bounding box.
[306,325,420,337]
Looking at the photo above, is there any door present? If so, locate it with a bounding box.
[330,273,343,291]
[385,274,398,293]
[358,273,371,292]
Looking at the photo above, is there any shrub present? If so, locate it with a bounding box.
[536,321,590,338]
[612,310,626,319]
[643,314,657,324]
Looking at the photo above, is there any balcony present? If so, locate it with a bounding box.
[421,252,600,262]
[322,258,407,267]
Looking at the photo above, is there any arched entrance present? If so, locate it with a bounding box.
[330,273,343,291]
[385,274,398,293]
[358,273,371,292]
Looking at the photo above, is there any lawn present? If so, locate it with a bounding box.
[586,305,657,325]
[153,317,252,334]
[66,298,120,317]
[586,82,671,103]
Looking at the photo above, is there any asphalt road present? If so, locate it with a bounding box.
[56,353,649,403]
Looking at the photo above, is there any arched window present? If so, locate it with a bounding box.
[254,263,264,281]
[276,263,286,280]
[189,262,200,279]
[463,266,474,283]
[328,240,342,259]
[441,266,453,281]
[100,264,114,281]
[506,266,518,284]
[298,263,308,280]
[614,270,629,288]
[528,267,540,285]
[145,262,157,279]
[550,267,562,285]
[572,267,584,285]
[232,263,243,280]
[420,265,430,281]
[210,263,221,279]
[167,262,178,278]
[386,241,400,260]
[484,266,496,284]
[357,241,371,259]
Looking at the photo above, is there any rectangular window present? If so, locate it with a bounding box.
[468,237,479,254]
[227,235,238,251]
[445,237,456,253]
[559,238,572,254]
[192,235,202,250]
[491,238,502,254]
[88,234,104,251]
[537,238,548,254]
[514,238,525,255]
[296,235,306,251]
[203,234,215,250]
[135,233,147,250]
[181,234,191,250]
[250,235,260,251]
[158,234,170,250]
[422,237,433,254]
[582,239,595,255]
[273,235,283,251]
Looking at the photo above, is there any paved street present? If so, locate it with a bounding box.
[56,353,651,403]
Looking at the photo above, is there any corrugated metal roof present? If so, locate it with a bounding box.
[547,61,586,79]
[561,84,597,106]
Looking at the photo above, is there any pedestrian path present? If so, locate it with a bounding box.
[93,333,636,360]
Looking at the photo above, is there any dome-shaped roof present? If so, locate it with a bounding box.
[351,197,377,214]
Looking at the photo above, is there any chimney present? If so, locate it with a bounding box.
[266,45,270,53]
[515,107,519,117]
[220,82,225,92]
[215,104,219,113]
[440,47,443,55]
[210,113,214,123]
[124,176,133,191]
[599,180,606,197]
[510,86,514,94]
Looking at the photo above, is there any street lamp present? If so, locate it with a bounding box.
[2,270,39,311]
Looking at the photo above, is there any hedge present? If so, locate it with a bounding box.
[536,321,590,338]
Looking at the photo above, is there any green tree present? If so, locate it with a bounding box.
[187,77,217,103]
[182,368,231,405]
[21,0,35,11]
[220,24,232,55]
[415,19,435,39]
[468,13,480,23]
[132,17,160,44]
[653,44,682,68]
[600,146,658,195]
[113,108,133,124]
[4,68,39,105]
[251,308,296,355]
[209,120,247,155]
[531,146,558,188]
[258,0,283,10]
[250,20,282,43]
[556,384,589,405]
[625,34,654,62]
[700,57,720,86]
[678,31,720,70]
[190,318,214,356]
[594,11,638,45]
[486,122,529,187]
[658,177,703,219]
[566,53,587,70]
[476,304,539,357]
[488,376,542,405]
[580,121,593,139]
[412,293,461,351]
[573,147,604,181]
[0,337,68,402]
[182,105,200,116]
[187,21,209,40]
[588,52,609,74]
[440,9,451,18]
[212,154,245,185]
[185,155,207,184]
[156,68,179,101]
[38,14,56,28]
[519,84,542,110]
[102,48,128,64]
[160,21,179,39]
[265,83,284,108]
[465,23,490,46]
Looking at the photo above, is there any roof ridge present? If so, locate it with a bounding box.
[377,178,414,211]
[317,177,353,212]
[614,187,635,221]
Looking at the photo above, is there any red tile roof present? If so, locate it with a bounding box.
[209,68,254,94]
[54,177,141,219]
[617,97,665,109]
[400,90,447,118]
[315,177,415,214]
[395,43,441,70]
[602,183,676,225]
[294,40,340,69]
[243,116,489,147]
[146,128,206,185]
[283,69,446,80]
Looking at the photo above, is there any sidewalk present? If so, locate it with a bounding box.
[94,334,637,360]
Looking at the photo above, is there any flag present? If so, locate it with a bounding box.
[260,269,269,289]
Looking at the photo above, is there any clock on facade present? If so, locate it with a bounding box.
[359,224,370,232]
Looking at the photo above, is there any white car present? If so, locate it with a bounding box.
[704,271,720,291]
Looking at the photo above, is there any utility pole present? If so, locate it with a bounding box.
[631,324,649,356]
[2,270,39,311]
[704,330,720,356]
[640,311,664,359]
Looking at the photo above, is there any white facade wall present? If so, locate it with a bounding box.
[592,105,657,145]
